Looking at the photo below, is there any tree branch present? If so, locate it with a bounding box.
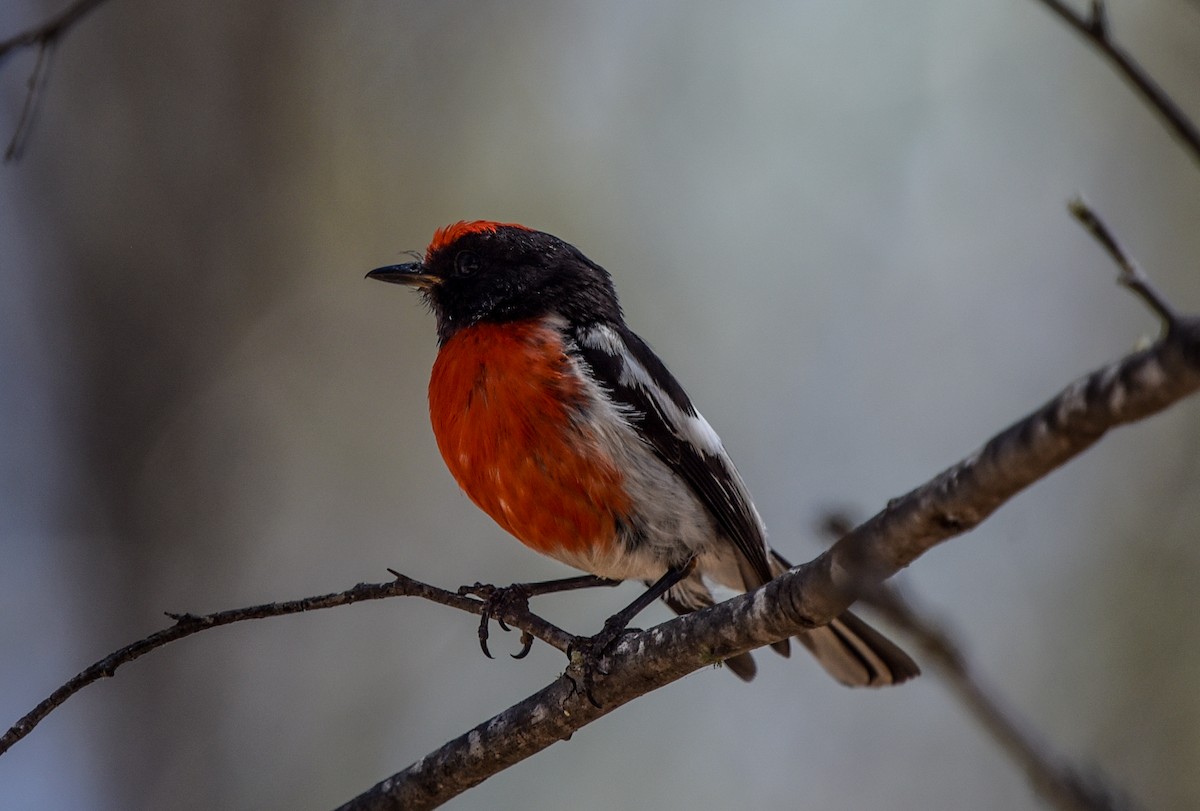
[0,570,575,757]
[1033,0,1200,165]
[1068,195,1178,324]
[868,587,1136,811]
[337,232,1200,809]
[0,0,108,62]
[0,0,113,161]
[817,511,1133,811]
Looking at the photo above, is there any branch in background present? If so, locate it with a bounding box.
[1033,0,1200,165]
[0,0,108,62]
[817,513,1131,811]
[822,506,1136,811]
[337,211,1200,810]
[3,35,53,162]
[871,589,1137,811]
[0,570,576,757]
[0,0,113,161]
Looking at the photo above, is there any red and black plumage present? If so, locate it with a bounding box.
[369,221,918,686]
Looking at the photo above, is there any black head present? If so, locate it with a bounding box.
[367,221,622,344]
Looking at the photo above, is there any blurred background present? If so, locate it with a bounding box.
[2,1,1199,809]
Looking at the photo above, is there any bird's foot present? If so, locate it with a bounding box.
[457,582,536,659]
[562,616,641,708]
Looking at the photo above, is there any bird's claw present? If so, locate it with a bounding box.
[563,668,603,709]
[458,581,533,659]
[562,618,639,708]
[512,630,535,659]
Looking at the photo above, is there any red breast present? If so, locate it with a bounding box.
[428,317,631,559]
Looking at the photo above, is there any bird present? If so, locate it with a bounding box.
[368,221,918,686]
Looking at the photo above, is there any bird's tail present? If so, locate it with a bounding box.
[657,553,920,685]
[794,610,920,687]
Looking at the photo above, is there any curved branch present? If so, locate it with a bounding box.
[0,571,575,757]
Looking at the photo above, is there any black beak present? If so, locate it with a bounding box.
[366,262,440,289]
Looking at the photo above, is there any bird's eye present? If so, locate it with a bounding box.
[455,251,480,277]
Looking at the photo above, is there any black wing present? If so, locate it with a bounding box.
[571,322,775,587]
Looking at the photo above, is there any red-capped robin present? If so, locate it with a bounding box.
[368,221,918,686]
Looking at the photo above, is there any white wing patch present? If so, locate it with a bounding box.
[577,324,725,457]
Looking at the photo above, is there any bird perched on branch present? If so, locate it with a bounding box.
[368,221,918,686]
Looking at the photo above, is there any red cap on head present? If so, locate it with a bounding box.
[427,221,533,260]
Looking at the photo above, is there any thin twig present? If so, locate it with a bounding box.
[0,0,109,61]
[1034,0,1200,166]
[4,38,53,161]
[1068,196,1179,326]
[1,0,113,161]
[0,570,575,757]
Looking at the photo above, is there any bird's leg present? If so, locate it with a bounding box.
[566,557,698,707]
[593,558,698,650]
[459,575,621,659]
